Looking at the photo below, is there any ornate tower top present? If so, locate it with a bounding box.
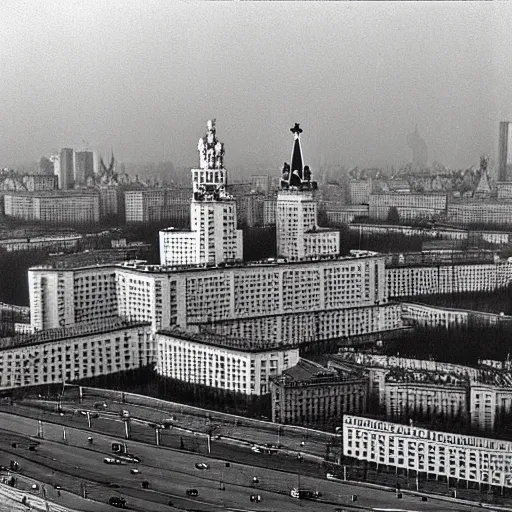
[192,120,232,201]
[280,123,316,191]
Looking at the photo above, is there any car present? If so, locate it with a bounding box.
[108,496,126,508]
[125,454,141,463]
[252,477,259,484]
[141,481,150,489]
[186,489,199,497]
[251,446,262,453]
[53,484,62,490]
[130,469,140,475]
[104,458,124,465]
[195,463,209,470]
[250,494,262,502]
[326,473,341,481]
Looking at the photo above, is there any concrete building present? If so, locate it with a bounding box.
[276,124,340,260]
[3,191,99,225]
[348,179,371,205]
[270,358,367,426]
[323,204,369,226]
[159,120,243,267]
[0,318,153,389]
[59,148,75,190]
[124,188,191,224]
[447,202,512,226]
[369,193,447,222]
[22,175,58,192]
[263,198,277,226]
[156,327,299,395]
[499,121,512,183]
[332,352,512,432]
[0,234,82,253]
[497,182,512,201]
[343,415,512,490]
[75,151,95,185]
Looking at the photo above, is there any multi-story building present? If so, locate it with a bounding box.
[29,249,401,342]
[348,179,372,205]
[22,175,58,192]
[75,151,95,185]
[499,121,512,183]
[3,191,100,225]
[236,194,265,227]
[323,205,369,226]
[159,120,243,266]
[263,198,277,226]
[0,318,153,389]
[331,352,512,432]
[497,182,512,201]
[251,175,271,194]
[386,257,512,298]
[0,234,82,253]
[29,263,119,331]
[59,148,75,190]
[276,124,340,260]
[156,327,299,395]
[270,358,367,427]
[369,193,447,222]
[343,415,512,490]
[447,202,512,226]
[125,188,192,224]
[98,186,121,219]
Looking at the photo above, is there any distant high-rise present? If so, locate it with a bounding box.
[75,151,95,185]
[407,126,428,170]
[498,122,512,182]
[59,148,75,190]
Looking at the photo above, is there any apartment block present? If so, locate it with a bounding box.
[369,193,447,222]
[156,328,299,395]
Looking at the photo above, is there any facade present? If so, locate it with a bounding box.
[159,120,243,267]
[386,260,512,298]
[497,182,512,201]
[276,125,340,260]
[323,205,369,226]
[98,186,121,219]
[0,234,82,253]
[332,353,512,432]
[29,249,401,342]
[124,188,191,223]
[251,174,271,194]
[156,328,299,395]
[369,193,447,222]
[263,198,277,226]
[349,179,371,205]
[270,358,367,426]
[499,121,512,183]
[0,318,153,389]
[236,194,265,227]
[22,175,58,192]
[343,415,512,489]
[3,191,100,225]
[75,151,95,186]
[59,148,75,190]
[29,264,119,331]
[447,202,512,226]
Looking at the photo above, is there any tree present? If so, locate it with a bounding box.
[387,206,400,224]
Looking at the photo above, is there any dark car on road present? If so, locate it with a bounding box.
[108,496,126,508]
[186,489,199,497]
[250,494,262,503]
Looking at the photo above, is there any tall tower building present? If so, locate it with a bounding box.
[59,148,75,190]
[160,120,243,266]
[498,122,512,182]
[276,124,340,261]
[75,151,95,185]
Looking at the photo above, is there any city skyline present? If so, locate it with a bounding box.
[2,1,512,172]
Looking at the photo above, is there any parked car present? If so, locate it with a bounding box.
[186,489,199,497]
[130,469,140,475]
[250,494,262,502]
[195,463,209,470]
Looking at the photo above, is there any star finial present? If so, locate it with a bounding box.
[290,123,303,135]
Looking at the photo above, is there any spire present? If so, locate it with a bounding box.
[280,123,315,190]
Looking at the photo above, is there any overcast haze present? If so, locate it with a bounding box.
[1,1,512,173]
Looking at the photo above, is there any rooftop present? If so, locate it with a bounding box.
[157,326,294,352]
[0,317,150,351]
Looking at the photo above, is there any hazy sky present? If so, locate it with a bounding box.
[1,1,512,172]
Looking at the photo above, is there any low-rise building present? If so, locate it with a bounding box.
[156,327,299,395]
[447,202,512,226]
[497,182,512,201]
[369,193,447,222]
[270,358,367,427]
[22,175,58,192]
[323,205,369,226]
[0,318,153,389]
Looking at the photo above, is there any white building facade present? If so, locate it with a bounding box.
[159,120,243,266]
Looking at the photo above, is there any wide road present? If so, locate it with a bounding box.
[0,411,485,512]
